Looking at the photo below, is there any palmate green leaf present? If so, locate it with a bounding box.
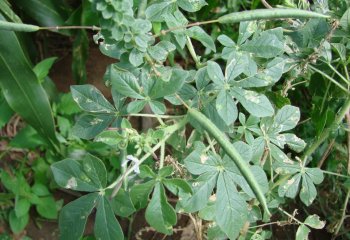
[225,50,253,81]
[71,85,115,113]
[51,154,107,192]
[299,174,317,206]
[110,67,144,99]
[163,178,192,195]
[127,100,147,113]
[241,28,284,58]
[165,10,188,48]
[0,17,58,150]
[59,193,98,240]
[180,172,218,212]
[278,173,302,199]
[72,113,115,139]
[207,61,225,86]
[149,68,188,99]
[177,0,207,12]
[231,88,274,117]
[94,196,124,240]
[149,100,166,114]
[216,172,247,240]
[238,21,257,45]
[236,58,285,88]
[216,90,238,125]
[129,48,144,67]
[186,26,216,52]
[145,182,177,235]
[271,105,300,133]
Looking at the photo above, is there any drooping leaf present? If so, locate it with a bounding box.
[51,154,107,192]
[130,180,156,209]
[111,188,136,218]
[59,193,99,240]
[177,0,207,12]
[304,214,325,229]
[186,26,216,52]
[296,224,310,240]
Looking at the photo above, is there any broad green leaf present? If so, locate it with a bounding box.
[15,197,31,217]
[340,8,350,32]
[33,57,57,82]
[233,141,253,162]
[232,88,274,117]
[1,172,31,196]
[51,154,107,192]
[271,105,300,133]
[72,113,115,139]
[215,172,247,240]
[198,201,216,221]
[207,61,225,86]
[271,145,301,175]
[236,58,285,88]
[149,100,166,114]
[145,1,175,21]
[216,90,238,126]
[241,28,284,58]
[163,178,192,195]
[110,67,144,99]
[59,193,98,240]
[71,85,115,113]
[149,69,188,99]
[145,182,177,235]
[300,174,317,206]
[238,21,257,45]
[296,224,310,240]
[130,180,156,209]
[158,166,174,178]
[36,196,58,219]
[165,10,188,48]
[305,168,324,184]
[217,34,235,47]
[129,48,144,67]
[282,133,306,152]
[111,189,136,218]
[181,172,218,212]
[184,143,219,175]
[278,173,302,199]
[0,17,58,150]
[95,130,124,147]
[148,41,176,63]
[0,0,22,23]
[9,210,29,234]
[94,196,124,240]
[304,214,325,229]
[127,100,147,113]
[225,50,251,81]
[32,183,50,197]
[177,0,207,12]
[186,26,216,52]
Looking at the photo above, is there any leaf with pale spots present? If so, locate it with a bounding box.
[72,113,115,139]
[71,85,115,113]
[51,154,107,192]
[296,224,310,240]
[232,88,274,117]
[216,90,238,126]
[304,214,325,229]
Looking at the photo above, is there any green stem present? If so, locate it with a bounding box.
[322,170,350,179]
[107,118,187,190]
[334,190,350,236]
[323,61,350,86]
[302,97,350,160]
[119,149,128,190]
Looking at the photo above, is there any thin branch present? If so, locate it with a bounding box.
[317,139,336,168]
[40,25,100,31]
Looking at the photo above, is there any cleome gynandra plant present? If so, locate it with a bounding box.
[4,0,347,239]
